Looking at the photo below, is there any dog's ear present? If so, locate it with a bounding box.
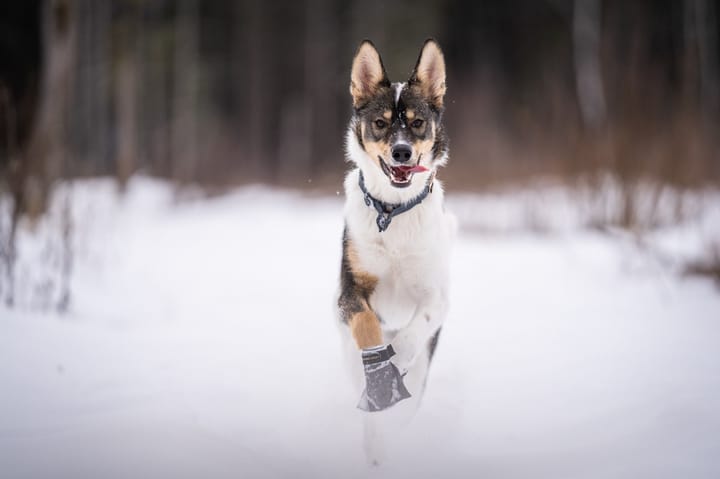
[409,39,446,109]
[350,40,389,108]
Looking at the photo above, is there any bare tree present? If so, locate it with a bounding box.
[0,85,17,304]
[171,0,199,186]
[573,0,607,130]
[693,0,720,118]
[4,0,77,308]
[115,6,140,190]
[247,0,270,178]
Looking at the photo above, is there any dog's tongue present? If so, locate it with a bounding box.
[396,165,428,174]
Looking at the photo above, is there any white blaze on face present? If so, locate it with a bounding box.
[393,82,406,107]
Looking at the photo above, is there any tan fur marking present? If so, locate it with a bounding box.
[355,272,378,293]
[405,109,415,120]
[350,310,383,349]
[383,110,392,120]
[344,235,381,349]
[360,124,391,166]
[415,136,435,159]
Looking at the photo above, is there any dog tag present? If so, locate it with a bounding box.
[376,214,392,232]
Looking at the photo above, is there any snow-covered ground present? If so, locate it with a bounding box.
[1,177,719,479]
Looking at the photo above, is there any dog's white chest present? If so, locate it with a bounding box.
[368,250,438,330]
[345,179,454,331]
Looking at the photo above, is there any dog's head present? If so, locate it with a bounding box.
[347,39,448,190]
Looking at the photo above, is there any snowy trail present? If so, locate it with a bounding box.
[1,179,719,479]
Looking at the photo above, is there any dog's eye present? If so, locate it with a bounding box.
[374,119,387,129]
[411,119,424,129]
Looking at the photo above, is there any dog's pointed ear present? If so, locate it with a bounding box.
[350,40,389,108]
[409,39,446,109]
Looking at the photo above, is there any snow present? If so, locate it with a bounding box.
[1,177,719,479]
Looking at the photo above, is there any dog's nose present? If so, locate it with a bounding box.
[391,144,412,163]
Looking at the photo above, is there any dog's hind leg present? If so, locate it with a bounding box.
[382,336,431,424]
[363,413,386,466]
[388,289,449,374]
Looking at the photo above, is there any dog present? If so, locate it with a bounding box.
[337,39,455,464]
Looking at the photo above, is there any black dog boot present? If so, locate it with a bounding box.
[357,344,411,412]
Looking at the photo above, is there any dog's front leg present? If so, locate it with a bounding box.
[339,231,383,350]
[391,290,449,374]
[349,310,383,349]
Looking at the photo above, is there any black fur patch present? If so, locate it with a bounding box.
[338,227,376,324]
[428,327,442,363]
[431,123,449,160]
[353,119,364,148]
[421,327,443,393]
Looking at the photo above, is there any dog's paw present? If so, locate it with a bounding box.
[390,331,419,374]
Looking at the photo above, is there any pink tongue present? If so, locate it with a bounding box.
[396,165,428,174]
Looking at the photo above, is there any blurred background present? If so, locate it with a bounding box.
[2,0,719,193]
[1,2,720,477]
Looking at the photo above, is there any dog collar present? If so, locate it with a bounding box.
[358,170,434,232]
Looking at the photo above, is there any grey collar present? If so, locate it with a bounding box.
[358,170,434,232]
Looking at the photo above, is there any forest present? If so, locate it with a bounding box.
[1,1,718,198]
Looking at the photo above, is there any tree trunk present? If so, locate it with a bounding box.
[247,0,269,179]
[573,0,607,130]
[25,0,76,215]
[171,0,200,187]
[6,0,77,307]
[693,0,720,118]
[115,9,140,190]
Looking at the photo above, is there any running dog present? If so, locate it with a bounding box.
[337,39,455,464]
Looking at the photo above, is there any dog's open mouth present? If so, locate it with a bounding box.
[379,156,428,188]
